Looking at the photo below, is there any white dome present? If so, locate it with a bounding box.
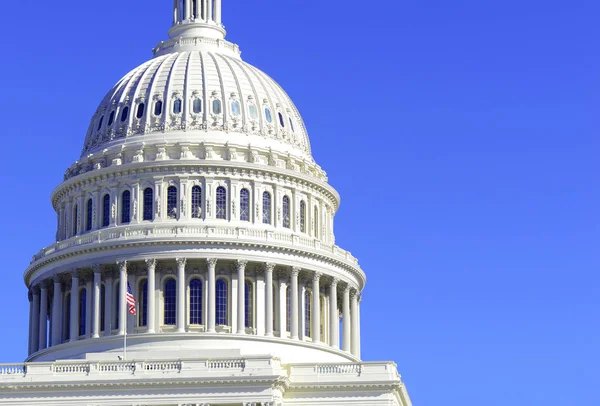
[82,44,311,160]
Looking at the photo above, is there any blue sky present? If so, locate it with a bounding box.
[0,0,598,405]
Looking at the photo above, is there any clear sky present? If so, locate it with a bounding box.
[0,0,598,405]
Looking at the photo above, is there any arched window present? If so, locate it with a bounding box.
[262,191,271,225]
[212,99,222,115]
[304,290,311,338]
[167,186,178,219]
[164,279,176,325]
[120,106,129,122]
[248,103,258,120]
[240,189,250,221]
[314,207,319,238]
[97,115,104,131]
[138,280,148,327]
[244,281,253,328]
[79,288,87,336]
[216,279,227,325]
[189,279,203,325]
[64,293,71,341]
[191,186,202,218]
[278,112,285,127]
[289,117,295,133]
[282,196,290,228]
[286,286,291,332]
[102,194,110,227]
[143,188,153,221]
[73,205,79,236]
[86,198,93,231]
[216,186,227,219]
[108,111,115,126]
[231,100,241,116]
[265,107,273,123]
[300,201,306,233]
[193,97,202,114]
[100,285,105,332]
[136,103,145,119]
[154,100,163,116]
[173,99,182,114]
[121,190,131,224]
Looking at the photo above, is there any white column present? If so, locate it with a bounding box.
[357,296,362,359]
[329,279,339,349]
[236,260,247,334]
[176,258,187,333]
[85,278,92,338]
[215,0,221,23]
[351,289,359,357]
[39,284,49,350]
[31,288,40,353]
[51,277,63,346]
[117,261,127,336]
[207,258,217,332]
[265,263,275,337]
[70,272,79,342]
[342,285,351,352]
[92,266,101,338]
[173,0,179,24]
[207,0,213,21]
[28,292,34,354]
[290,267,300,340]
[104,273,113,335]
[278,275,287,339]
[146,259,157,333]
[312,273,321,343]
[184,0,191,20]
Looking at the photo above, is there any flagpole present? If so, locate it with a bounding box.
[124,312,127,360]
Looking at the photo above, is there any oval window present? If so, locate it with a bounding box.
[154,100,163,116]
[248,103,258,119]
[173,99,182,114]
[120,106,129,122]
[97,115,104,130]
[136,103,145,119]
[212,99,222,115]
[193,98,202,114]
[265,107,273,123]
[278,112,285,127]
[108,111,115,126]
[289,117,295,133]
[231,100,241,116]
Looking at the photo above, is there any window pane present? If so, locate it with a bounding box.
[283,196,290,228]
[289,117,295,133]
[121,190,131,224]
[103,194,110,227]
[193,98,202,114]
[314,207,319,238]
[190,279,203,325]
[192,186,202,218]
[278,112,285,127]
[248,104,258,119]
[73,205,78,235]
[97,115,104,131]
[300,201,306,233]
[216,279,227,325]
[143,188,153,221]
[167,186,177,219]
[164,279,176,325]
[79,289,87,336]
[120,106,129,122]
[154,100,163,116]
[231,100,241,116]
[265,107,272,123]
[240,189,250,221]
[173,99,182,114]
[245,282,253,328]
[212,99,222,115]
[286,287,291,332]
[108,111,115,126]
[139,280,148,327]
[100,285,105,332]
[136,103,145,119]
[216,186,227,219]
[262,192,271,224]
[86,198,93,231]
[305,291,311,337]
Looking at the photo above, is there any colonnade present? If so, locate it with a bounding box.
[28,259,361,359]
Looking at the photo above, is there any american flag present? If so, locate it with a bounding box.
[126,282,137,315]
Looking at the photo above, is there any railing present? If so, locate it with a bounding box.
[208,359,245,370]
[99,362,135,373]
[52,363,90,373]
[317,364,362,375]
[144,361,181,372]
[0,364,26,375]
[30,224,360,268]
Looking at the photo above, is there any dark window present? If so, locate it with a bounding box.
[154,100,163,116]
[314,207,319,238]
[121,190,131,224]
[289,118,295,133]
[164,279,176,325]
[282,196,290,228]
[212,99,222,115]
[216,186,227,219]
[286,286,291,332]
[102,194,110,227]
[262,192,271,225]
[64,293,71,341]
[100,285,105,332]
[300,201,306,233]
[190,279,203,325]
[240,189,250,221]
[265,107,272,123]
[108,111,115,126]
[193,98,202,114]
[86,198,93,231]
[139,280,148,327]
[167,186,177,219]
[216,279,227,325]
[120,106,129,122]
[79,289,87,336]
[115,285,119,329]
[278,112,285,127]
[136,103,145,119]
[97,115,104,130]
[73,205,78,235]
[173,99,182,114]
[244,281,253,328]
[305,291,311,337]
[143,188,153,221]
[192,186,202,218]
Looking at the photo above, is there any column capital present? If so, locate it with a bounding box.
[145,258,158,269]
[343,284,351,293]
[350,288,359,298]
[176,257,187,268]
[52,275,63,284]
[264,262,276,272]
[236,259,248,269]
[330,278,339,287]
[92,264,102,274]
[70,269,79,279]
[313,272,323,281]
[116,260,127,271]
[291,267,301,277]
[206,258,218,268]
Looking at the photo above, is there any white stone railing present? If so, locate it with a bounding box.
[30,224,359,268]
[144,361,182,371]
[316,364,362,375]
[51,363,90,373]
[289,362,400,384]
[207,359,245,370]
[0,364,26,375]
